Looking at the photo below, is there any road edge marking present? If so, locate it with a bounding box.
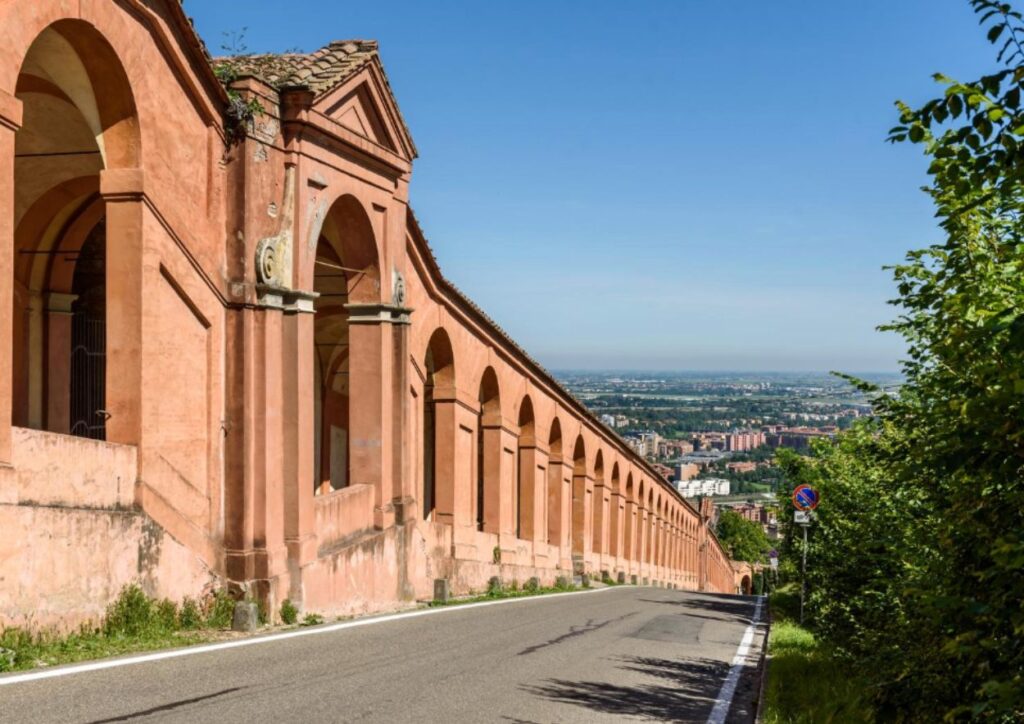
[0,586,616,687]
[706,595,765,724]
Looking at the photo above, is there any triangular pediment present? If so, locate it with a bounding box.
[325,84,393,150]
[313,62,417,161]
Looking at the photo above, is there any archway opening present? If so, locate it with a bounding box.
[591,451,605,555]
[476,367,500,533]
[312,195,379,495]
[12,21,139,441]
[571,435,586,562]
[516,396,535,539]
[546,418,563,546]
[422,329,454,521]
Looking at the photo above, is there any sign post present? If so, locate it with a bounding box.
[791,485,819,626]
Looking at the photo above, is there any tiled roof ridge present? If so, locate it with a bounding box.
[211,39,380,94]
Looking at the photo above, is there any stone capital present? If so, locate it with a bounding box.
[345,302,412,326]
[44,292,78,314]
[0,89,22,132]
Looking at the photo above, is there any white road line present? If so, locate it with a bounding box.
[0,586,613,687]
[706,596,765,724]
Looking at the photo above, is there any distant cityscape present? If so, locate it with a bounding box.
[556,371,897,538]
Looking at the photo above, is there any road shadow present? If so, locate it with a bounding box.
[522,656,728,723]
[638,594,757,623]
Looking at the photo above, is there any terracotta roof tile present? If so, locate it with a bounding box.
[213,40,380,96]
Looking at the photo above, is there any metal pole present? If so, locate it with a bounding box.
[800,523,807,626]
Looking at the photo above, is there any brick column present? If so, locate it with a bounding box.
[517,443,548,550]
[0,90,20,467]
[282,294,317,596]
[43,293,76,433]
[99,168,145,448]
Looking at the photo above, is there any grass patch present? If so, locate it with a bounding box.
[764,584,873,723]
[0,584,239,673]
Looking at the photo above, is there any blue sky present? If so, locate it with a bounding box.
[185,1,997,372]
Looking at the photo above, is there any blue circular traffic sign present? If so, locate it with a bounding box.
[792,484,819,511]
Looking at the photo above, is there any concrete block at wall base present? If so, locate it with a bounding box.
[580,573,590,588]
[433,579,450,603]
[630,575,638,585]
[642,577,649,586]
[232,602,258,633]
[617,571,626,584]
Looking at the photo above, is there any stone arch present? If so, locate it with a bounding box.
[570,434,588,567]
[312,194,381,495]
[646,487,655,566]
[741,574,752,595]
[635,478,645,565]
[624,472,636,562]
[12,19,141,442]
[515,394,535,539]
[591,450,605,554]
[422,328,455,521]
[546,416,564,547]
[608,461,622,558]
[476,366,501,533]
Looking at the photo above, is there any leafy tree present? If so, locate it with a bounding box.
[714,509,771,563]
[783,1,1024,718]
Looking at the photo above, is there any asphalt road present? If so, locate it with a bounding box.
[0,586,766,724]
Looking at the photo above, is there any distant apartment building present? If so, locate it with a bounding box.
[725,461,760,474]
[599,413,616,428]
[673,462,701,482]
[764,426,834,451]
[677,477,730,498]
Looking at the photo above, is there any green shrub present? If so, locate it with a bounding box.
[280,599,298,625]
[300,613,323,627]
[554,576,573,591]
[154,599,178,632]
[179,597,202,630]
[524,577,540,593]
[104,584,155,637]
[486,576,503,596]
[204,590,235,629]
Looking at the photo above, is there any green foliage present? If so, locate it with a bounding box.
[204,590,236,630]
[486,576,503,596]
[764,622,873,724]
[0,584,226,673]
[775,4,1024,718]
[714,509,771,563]
[300,613,324,627]
[279,599,298,625]
[524,577,540,593]
[104,584,158,637]
[492,545,502,564]
[179,597,202,630]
